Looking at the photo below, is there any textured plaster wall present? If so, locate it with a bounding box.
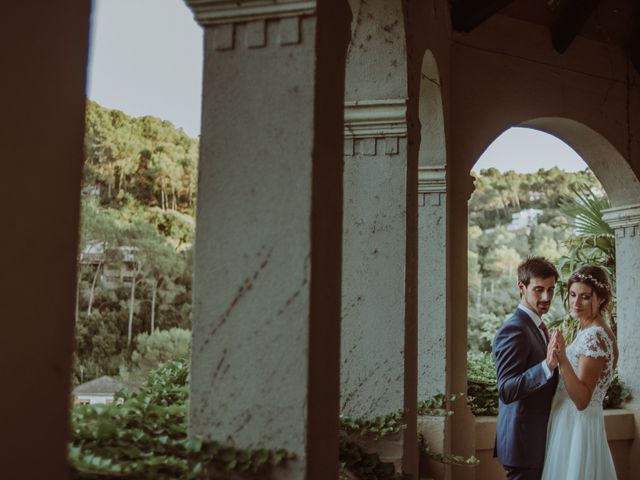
[188,5,350,478]
[345,0,406,101]
[418,192,447,398]
[615,230,640,397]
[191,18,317,454]
[341,0,409,420]
[341,137,408,417]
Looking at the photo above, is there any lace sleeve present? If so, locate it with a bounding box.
[579,327,611,360]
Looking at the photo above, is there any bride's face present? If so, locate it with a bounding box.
[569,282,603,320]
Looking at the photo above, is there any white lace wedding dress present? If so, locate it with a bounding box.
[541,325,617,479]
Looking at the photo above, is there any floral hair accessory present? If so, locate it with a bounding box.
[571,272,610,291]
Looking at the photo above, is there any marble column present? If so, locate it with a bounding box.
[184,1,350,479]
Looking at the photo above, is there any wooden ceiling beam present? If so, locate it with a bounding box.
[631,11,640,73]
[551,0,602,54]
[450,0,517,33]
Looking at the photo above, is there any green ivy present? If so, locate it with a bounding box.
[339,434,409,480]
[70,359,294,479]
[418,435,479,467]
[340,410,405,439]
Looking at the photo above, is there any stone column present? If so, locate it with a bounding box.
[341,98,408,418]
[448,171,477,480]
[418,165,448,399]
[341,97,418,476]
[603,204,640,479]
[417,166,450,480]
[184,2,350,479]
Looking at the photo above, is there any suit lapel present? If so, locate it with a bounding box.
[515,308,547,354]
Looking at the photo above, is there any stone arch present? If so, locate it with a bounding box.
[518,118,640,207]
[419,50,446,168]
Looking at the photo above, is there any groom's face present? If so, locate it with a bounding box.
[518,276,556,317]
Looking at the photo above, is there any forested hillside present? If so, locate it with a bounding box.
[75,101,198,384]
[467,167,606,352]
[76,103,609,384]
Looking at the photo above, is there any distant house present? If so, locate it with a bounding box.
[506,208,542,234]
[80,241,140,288]
[73,376,127,405]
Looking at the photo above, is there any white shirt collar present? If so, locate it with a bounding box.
[518,304,543,328]
[518,304,548,344]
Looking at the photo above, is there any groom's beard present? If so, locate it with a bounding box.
[537,302,551,314]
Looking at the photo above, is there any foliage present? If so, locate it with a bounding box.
[603,373,632,409]
[467,352,499,416]
[70,359,294,479]
[466,351,630,416]
[340,411,405,440]
[76,101,198,384]
[555,186,616,330]
[468,170,606,354]
[119,328,191,387]
[339,435,408,480]
[418,435,479,467]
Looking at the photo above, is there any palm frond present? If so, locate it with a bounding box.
[559,186,613,237]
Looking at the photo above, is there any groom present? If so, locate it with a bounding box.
[493,256,560,480]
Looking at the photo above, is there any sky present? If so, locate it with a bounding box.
[87,0,203,137]
[86,1,588,173]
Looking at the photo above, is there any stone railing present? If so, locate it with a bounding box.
[474,409,635,480]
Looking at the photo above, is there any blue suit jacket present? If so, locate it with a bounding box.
[492,308,558,469]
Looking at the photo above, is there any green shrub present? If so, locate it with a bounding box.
[70,359,293,479]
[467,351,499,416]
[466,351,631,416]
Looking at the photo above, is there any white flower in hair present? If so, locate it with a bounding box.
[572,272,610,291]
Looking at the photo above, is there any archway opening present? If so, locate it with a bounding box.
[71,1,202,476]
[465,123,635,420]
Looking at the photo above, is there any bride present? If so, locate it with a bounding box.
[541,265,618,479]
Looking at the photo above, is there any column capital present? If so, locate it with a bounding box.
[602,204,640,231]
[184,0,315,26]
[344,99,407,139]
[418,165,446,194]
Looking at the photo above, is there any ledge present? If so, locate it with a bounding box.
[344,99,407,139]
[603,204,640,230]
[184,0,316,25]
[475,409,635,450]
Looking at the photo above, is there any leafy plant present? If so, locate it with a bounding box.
[418,435,479,467]
[339,434,408,480]
[70,359,294,479]
[467,351,499,416]
[603,372,632,409]
[340,411,405,439]
[466,351,630,415]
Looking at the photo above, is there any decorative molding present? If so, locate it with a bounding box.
[418,166,446,194]
[602,204,640,236]
[344,99,407,139]
[184,0,316,25]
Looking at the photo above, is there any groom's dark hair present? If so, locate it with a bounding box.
[517,256,559,286]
